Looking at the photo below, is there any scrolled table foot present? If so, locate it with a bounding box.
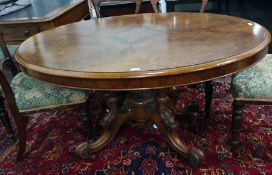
[76,111,130,159]
[151,112,204,166]
[188,147,205,167]
[75,142,91,159]
[75,130,117,159]
[166,130,204,166]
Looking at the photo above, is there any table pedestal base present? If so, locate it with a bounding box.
[75,89,204,166]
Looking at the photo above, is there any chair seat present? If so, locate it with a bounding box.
[10,72,88,111]
[232,54,272,100]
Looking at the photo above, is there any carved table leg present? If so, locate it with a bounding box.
[154,89,205,166]
[76,93,128,159]
[76,89,205,166]
[75,113,130,159]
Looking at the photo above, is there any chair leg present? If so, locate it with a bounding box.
[0,95,15,140]
[135,0,142,14]
[17,117,28,161]
[150,0,159,13]
[94,5,101,18]
[204,81,213,120]
[200,0,208,13]
[92,0,102,18]
[232,100,243,145]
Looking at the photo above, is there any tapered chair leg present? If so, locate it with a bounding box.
[0,95,15,140]
[150,0,159,13]
[135,0,142,14]
[231,100,243,145]
[92,0,101,18]
[200,0,208,13]
[16,117,28,161]
[204,81,213,120]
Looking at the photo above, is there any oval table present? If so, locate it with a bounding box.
[15,12,271,166]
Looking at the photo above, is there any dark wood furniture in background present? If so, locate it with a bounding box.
[14,13,270,166]
[0,0,89,44]
[99,1,154,16]
[166,0,228,13]
[0,33,91,161]
[92,0,159,18]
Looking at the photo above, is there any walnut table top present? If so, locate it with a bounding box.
[15,12,271,90]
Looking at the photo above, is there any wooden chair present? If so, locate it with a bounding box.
[231,54,272,144]
[0,33,91,161]
[90,0,159,18]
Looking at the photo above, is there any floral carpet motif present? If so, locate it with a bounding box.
[0,76,271,174]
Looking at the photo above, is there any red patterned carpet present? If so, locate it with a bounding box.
[0,76,271,174]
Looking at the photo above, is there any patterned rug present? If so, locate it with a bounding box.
[0,76,271,175]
